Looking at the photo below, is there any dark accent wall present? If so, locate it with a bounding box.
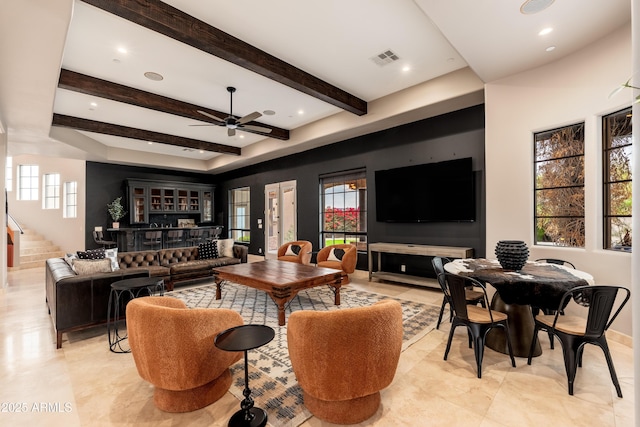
[86,104,485,275]
[216,104,486,272]
[85,162,213,249]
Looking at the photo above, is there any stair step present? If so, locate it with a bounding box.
[20,251,64,264]
[21,239,55,248]
[20,245,62,256]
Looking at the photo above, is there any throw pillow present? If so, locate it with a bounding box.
[72,258,112,275]
[218,238,235,258]
[198,240,219,260]
[328,247,346,261]
[104,248,119,271]
[64,253,78,268]
[285,244,301,256]
[77,247,105,260]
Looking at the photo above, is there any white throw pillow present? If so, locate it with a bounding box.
[218,238,235,258]
[104,248,119,271]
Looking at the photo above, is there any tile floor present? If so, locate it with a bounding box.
[0,267,634,426]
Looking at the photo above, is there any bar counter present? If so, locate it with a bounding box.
[106,226,223,252]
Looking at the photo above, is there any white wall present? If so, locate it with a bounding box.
[7,154,85,254]
[485,24,634,335]
[0,121,6,288]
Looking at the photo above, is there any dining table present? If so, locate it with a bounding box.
[444,258,594,357]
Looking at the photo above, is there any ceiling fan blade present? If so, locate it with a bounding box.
[188,124,218,127]
[197,110,226,123]
[228,127,236,137]
[237,111,262,125]
[241,124,272,133]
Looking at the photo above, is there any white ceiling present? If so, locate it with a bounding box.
[0,0,631,174]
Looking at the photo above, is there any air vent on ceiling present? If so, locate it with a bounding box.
[520,0,555,15]
[370,49,400,67]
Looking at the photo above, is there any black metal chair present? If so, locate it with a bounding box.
[186,229,204,246]
[527,285,630,397]
[533,258,576,349]
[432,257,484,329]
[535,258,576,269]
[443,272,516,378]
[93,230,117,248]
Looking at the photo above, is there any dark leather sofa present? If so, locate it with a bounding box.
[45,244,248,349]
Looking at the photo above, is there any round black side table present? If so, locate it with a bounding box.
[107,276,165,353]
[215,324,275,427]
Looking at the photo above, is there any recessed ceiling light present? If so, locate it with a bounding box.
[117,47,127,54]
[239,134,245,139]
[538,27,553,36]
[520,0,555,15]
[402,65,411,72]
[148,142,153,145]
[298,110,304,115]
[199,150,204,153]
[144,71,164,81]
[545,46,556,52]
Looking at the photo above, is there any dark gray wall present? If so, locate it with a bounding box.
[85,162,213,249]
[86,105,485,275]
[216,104,486,272]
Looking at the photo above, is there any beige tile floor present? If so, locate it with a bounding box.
[0,267,634,426]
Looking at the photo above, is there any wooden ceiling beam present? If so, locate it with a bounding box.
[52,114,241,156]
[57,69,289,140]
[80,0,367,116]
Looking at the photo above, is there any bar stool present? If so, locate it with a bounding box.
[186,229,204,246]
[165,229,184,247]
[142,231,162,249]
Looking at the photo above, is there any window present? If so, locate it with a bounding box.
[603,107,632,251]
[229,187,250,243]
[17,164,39,201]
[42,173,60,209]
[5,156,12,191]
[64,181,78,218]
[320,169,367,251]
[534,123,585,247]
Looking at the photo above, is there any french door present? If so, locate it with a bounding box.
[264,180,297,259]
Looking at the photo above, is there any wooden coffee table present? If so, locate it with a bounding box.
[213,260,346,325]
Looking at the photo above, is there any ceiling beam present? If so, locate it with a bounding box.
[58,69,289,140]
[80,0,368,116]
[52,114,241,155]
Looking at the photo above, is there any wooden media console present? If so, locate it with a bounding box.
[368,242,474,289]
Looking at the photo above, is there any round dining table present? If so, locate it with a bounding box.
[444,258,594,357]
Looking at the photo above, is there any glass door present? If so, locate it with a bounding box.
[264,181,297,259]
[131,186,147,224]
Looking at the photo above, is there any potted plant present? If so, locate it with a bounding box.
[107,197,127,228]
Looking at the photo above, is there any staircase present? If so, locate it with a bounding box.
[10,228,65,270]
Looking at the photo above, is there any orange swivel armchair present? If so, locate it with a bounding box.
[277,240,312,265]
[287,300,403,424]
[316,244,357,284]
[126,296,243,412]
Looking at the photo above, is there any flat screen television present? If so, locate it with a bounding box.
[375,157,475,222]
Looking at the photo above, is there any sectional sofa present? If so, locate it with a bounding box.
[45,242,248,348]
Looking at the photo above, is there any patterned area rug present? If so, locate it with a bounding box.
[170,282,440,427]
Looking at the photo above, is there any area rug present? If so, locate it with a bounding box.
[169,283,440,427]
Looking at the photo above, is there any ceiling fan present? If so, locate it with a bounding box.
[194,86,272,137]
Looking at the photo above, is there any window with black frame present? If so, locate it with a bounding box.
[319,169,367,251]
[603,107,632,252]
[534,123,585,247]
[229,187,250,243]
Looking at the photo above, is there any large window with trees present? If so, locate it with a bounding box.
[603,107,632,251]
[229,187,250,243]
[320,169,367,251]
[534,123,585,247]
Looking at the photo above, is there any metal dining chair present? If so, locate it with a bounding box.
[527,285,630,397]
[535,258,576,269]
[442,272,516,378]
[432,257,484,329]
[142,231,162,250]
